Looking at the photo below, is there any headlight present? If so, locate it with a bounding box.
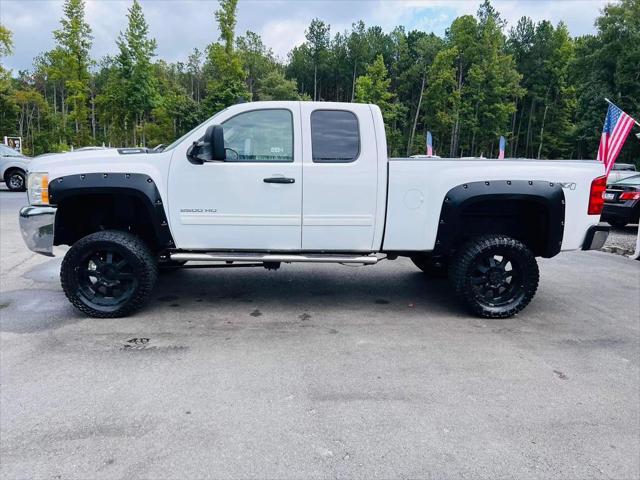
[27,172,49,205]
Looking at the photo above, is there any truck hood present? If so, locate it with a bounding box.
[27,148,171,190]
[28,149,151,174]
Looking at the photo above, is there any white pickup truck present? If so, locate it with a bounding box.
[20,101,609,319]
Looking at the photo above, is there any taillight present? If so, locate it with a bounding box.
[619,191,640,201]
[588,175,607,215]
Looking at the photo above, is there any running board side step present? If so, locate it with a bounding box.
[169,252,382,265]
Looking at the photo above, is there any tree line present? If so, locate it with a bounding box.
[0,0,638,164]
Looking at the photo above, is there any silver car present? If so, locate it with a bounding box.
[0,144,30,191]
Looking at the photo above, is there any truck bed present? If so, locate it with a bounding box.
[383,157,605,252]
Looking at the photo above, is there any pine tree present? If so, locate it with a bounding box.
[215,0,239,55]
[116,0,158,146]
[52,0,92,145]
[355,55,405,154]
[305,19,330,100]
[201,0,250,115]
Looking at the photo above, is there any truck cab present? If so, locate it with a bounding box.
[167,102,387,252]
[19,101,609,319]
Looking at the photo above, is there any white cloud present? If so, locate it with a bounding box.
[259,18,308,60]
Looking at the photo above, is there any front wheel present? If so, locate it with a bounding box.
[6,169,26,191]
[449,235,539,318]
[60,230,158,318]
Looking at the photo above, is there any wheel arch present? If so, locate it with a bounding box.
[49,172,175,251]
[433,180,565,258]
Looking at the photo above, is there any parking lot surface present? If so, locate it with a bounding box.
[1,188,639,479]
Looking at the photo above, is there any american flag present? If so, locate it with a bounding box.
[426,131,433,156]
[498,136,506,160]
[597,103,636,175]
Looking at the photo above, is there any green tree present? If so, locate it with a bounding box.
[257,70,306,101]
[145,60,199,145]
[305,19,330,100]
[405,33,444,155]
[424,47,459,156]
[355,55,393,113]
[53,0,93,145]
[5,0,639,162]
[347,21,368,101]
[186,48,203,103]
[0,24,13,58]
[0,25,17,136]
[116,0,158,146]
[509,19,575,158]
[202,0,250,114]
[570,0,640,163]
[236,31,276,97]
[215,0,238,55]
[355,54,405,154]
[286,43,314,98]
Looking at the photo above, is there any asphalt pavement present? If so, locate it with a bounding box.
[1,187,639,479]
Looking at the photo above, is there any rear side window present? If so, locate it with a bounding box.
[311,110,360,163]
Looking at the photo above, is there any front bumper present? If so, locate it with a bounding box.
[582,225,609,251]
[19,205,57,256]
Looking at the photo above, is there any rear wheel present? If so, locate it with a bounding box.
[60,230,158,318]
[5,169,26,192]
[449,235,539,318]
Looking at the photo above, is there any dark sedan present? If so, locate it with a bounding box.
[602,173,640,228]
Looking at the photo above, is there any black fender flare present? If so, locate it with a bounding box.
[48,172,174,248]
[433,180,565,258]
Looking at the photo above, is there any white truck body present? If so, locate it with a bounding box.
[19,101,609,318]
[28,101,603,252]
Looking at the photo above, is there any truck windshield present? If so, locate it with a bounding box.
[162,108,229,152]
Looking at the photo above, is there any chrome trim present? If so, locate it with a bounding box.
[19,205,57,256]
[170,252,381,265]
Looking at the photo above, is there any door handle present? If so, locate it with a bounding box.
[263,177,295,184]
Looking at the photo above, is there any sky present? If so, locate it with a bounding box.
[1,0,610,72]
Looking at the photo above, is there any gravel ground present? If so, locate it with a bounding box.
[601,223,639,256]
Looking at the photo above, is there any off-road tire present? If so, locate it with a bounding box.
[449,235,539,318]
[61,230,158,318]
[5,169,26,192]
[410,255,448,278]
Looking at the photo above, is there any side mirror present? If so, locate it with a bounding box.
[187,124,226,164]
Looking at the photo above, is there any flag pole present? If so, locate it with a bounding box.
[604,98,640,128]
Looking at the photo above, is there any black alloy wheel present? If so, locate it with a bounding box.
[77,249,138,309]
[449,235,539,318]
[61,230,158,318]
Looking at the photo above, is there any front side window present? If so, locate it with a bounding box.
[222,109,293,162]
[311,110,360,163]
